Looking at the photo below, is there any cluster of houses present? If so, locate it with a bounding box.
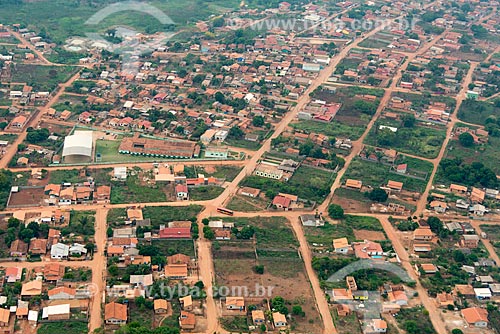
[254,158,299,181]
[43,180,111,205]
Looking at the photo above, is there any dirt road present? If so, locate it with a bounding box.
[0,70,82,169]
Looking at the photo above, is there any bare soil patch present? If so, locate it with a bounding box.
[354,229,386,241]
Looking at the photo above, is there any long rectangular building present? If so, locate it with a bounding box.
[119,133,200,158]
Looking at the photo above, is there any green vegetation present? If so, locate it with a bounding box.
[0,169,13,210]
[342,156,432,193]
[220,316,248,332]
[189,186,224,200]
[395,306,436,334]
[458,99,500,125]
[11,65,77,91]
[49,169,86,184]
[328,204,344,219]
[143,205,203,228]
[111,173,167,204]
[37,322,88,334]
[305,215,385,245]
[437,158,498,188]
[95,140,159,163]
[392,91,456,111]
[292,120,365,140]
[66,210,95,236]
[366,120,446,159]
[443,135,500,175]
[240,165,336,202]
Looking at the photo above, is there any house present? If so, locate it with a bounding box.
[5,267,22,283]
[10,115,27,128]
[0,308,10,327]
[159,227,191,239]
[454,284,475,298]
[41,304,70,321]
[470,187,485,203]
[28,310,38,325]
[10,240,28,257]
[333,237,350,254]
[420,263,438,274]
[44,263,65,282]
[300,214,325,227]
[69,243,88,256]
[365,319,387,333]
[386,180,403,192]
[273,312,287,327]
[430,200,448,213]
[345,179,362,190]
[470,204,486,216]
[51,243,69,259]
[252,310,266,326]
[474,288,492,300]
[388,290,408,306]
[165,264,188,279]
[130,274,153,287]
[179,311,195,330]
[435,292,454,308]
[167,253,191,266]
[113,167,127,181]
[413,228,434,241]
[239,187,261,198]
[413,244,431,252]
[336,304,351,317]
[450,184,467,194]
[96,185,111,203]
[175,184,189,200]
[154,299,168,314]
[105,302,127,325]
[332,288,353,302]
[461,307,488,327]
[21,280,43,297]
[226,297,245,311]
[460,235,480,249]
[48,287,76,300]
[180,295,193,311]
[29,238,48,255]
[396,164,407,174]
[353,240,383,259]
[272,195,291,210]
[215,229,231,240]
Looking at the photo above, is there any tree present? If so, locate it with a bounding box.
[202,218,209,225]
[228,126,244,139]
[292,305,304,316]
[365,188,388,202]
[259,324,266,333]
[254,265,264,274]
[458,132,474,147]
[427,216,443,233]
[107,227,113,238]
[252,115,265,127]
[328,204,344,219]
[451,330,464,334]
[203,226,215,240]
[402,114,416,127]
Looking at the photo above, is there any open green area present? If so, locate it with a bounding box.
[0,169,14,210]
[395,306,436,334]
[305,215,385,246]
[333,312,362,334]
[365,119,446,159]
[95,140,158,163]
[458,99,500,126]
[189,186,224,200]
[442,135,500,175]
[239,165,335,203]
[392,91,456,111]
[0,0,240,45]
[150,239,196,257]
[342,156,432,193]
[0,134,17,143]
[143,205,203,229]
[67,210,95,236]
[220,316,248,332]
[11,64,77,91]
[227,194,268,212]
[292,120,366,140]
[111,173,167,204]
[37,321,88,334]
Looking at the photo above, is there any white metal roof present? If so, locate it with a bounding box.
[62,131,93,157]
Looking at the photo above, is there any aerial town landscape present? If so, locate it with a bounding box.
[0,0,499,334]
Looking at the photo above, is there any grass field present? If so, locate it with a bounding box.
[11,64,77,91]
[227,194,268,212]
[0,0,241,45]
[239,165,336,203]
[458,98,500,126]
[342,156,432,193]
[441,134,500,175]
[0,134,18,143]
[150,239,196,257]
[143,205,203,228]
[292,120,366,140]
[37,321,88,334]
[365,119,446,159]
[189,186,224,200]
[49,169,87,184]
[110,174,167,204]
[304,215,385,246]
[95,140,158,163]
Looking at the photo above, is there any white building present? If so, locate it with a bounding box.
[50,243,69,259]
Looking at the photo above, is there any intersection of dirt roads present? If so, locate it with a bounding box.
[1,4,500,334]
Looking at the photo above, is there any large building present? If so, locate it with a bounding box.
[119,133,200,158]
[62,131,93,163]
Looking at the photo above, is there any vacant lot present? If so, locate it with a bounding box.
[391,91,456,112]
[342,156,432,193]
[37,321,88,334]
[213,217,322,333]
[111,173,167,204]
[7,186,44,207]
[458,98,500,126]
[365,119,446,159]
[240,165,335,203]
[189,186,224,200]
[150,239,196,257]
[11,64,77,91]
[143,205,203,229]
[227,194,268,212]
[304,215,386,247]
